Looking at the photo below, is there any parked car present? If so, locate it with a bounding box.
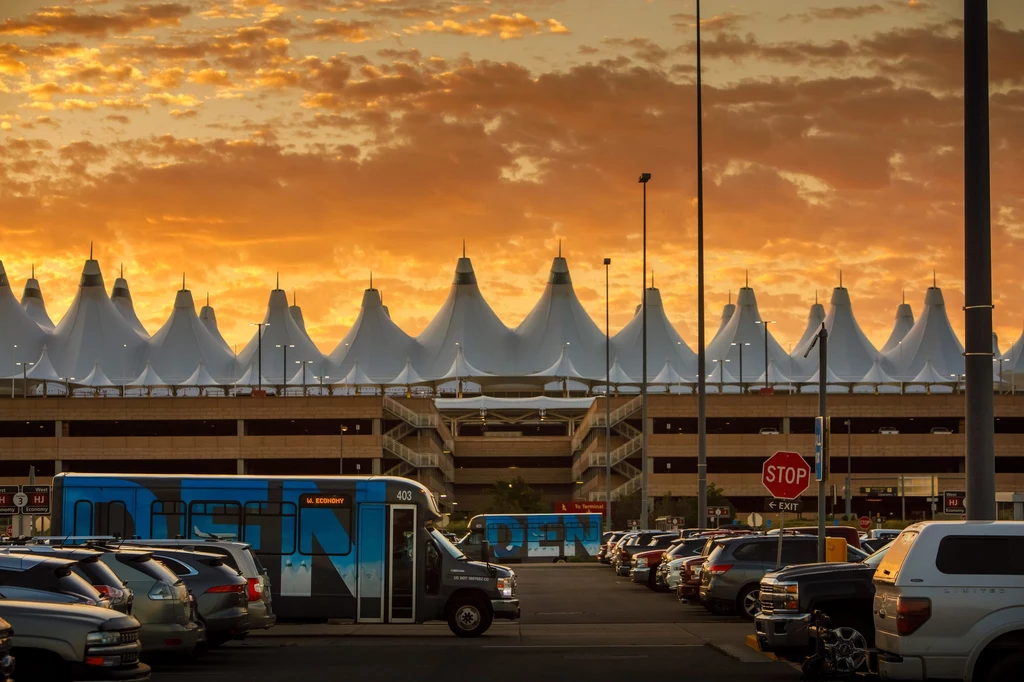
[754,544,891,672]
[879,426,899,434]
[654,538,708,591]
[1,546,133,613]
[614,534,678,577]
[0,616,12,682]
[631,544,678,588]
[85,546,201,658]
[873,522,1024,682]
[929,426,952,434]
[860,537,895,554]
[133,546,249,648]
[0,554,109,608]
[700,535,868,619]
[0,599,150,681]
[123,539,275,632]
[767,525,863,550]
[598,532,626,564]
[760,428,780,435]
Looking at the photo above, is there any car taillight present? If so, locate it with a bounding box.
[206,584,245,594]
[95,585,123,601]
[707,564,733,575]
[247,577,263,602]
[896,597,931,635]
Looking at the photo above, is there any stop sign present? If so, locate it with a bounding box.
[762,451,812,500]
[859,516,871,530]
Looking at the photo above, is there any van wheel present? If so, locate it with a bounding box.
[984,651,1024,682]
[447,596,493,637]
[555,557,567,564]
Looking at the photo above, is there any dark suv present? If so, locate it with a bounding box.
[698,536,867,619]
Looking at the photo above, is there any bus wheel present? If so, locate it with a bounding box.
[447,596,493,637]
[554,557,567,564]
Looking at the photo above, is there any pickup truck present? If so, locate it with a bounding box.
[0,616,12,682]
[754,547,888,674]
[0,599,151,681]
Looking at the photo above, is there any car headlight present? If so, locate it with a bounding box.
[86,631,121,647]
[636,558,647,568]
[496,577,513,599]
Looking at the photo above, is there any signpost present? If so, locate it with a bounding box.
[554,500,607,514]
[746,512,763,528]
[708,506,730,528]
[943,490,966,515]
[767,498,803,513]
[858,516,871,531]
[763,451,812,569]
[4,481,51,536]
[814,416,827,482]
[861,486,898,498]
[0,486,18,515]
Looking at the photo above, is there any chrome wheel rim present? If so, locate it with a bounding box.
[743,590,760,617]
[455,605,481,631]
[826,627,868,673]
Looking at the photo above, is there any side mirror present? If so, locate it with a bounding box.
[480,540,491,564]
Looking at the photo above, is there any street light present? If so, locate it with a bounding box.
[276,343,294,395]
[639,171,652,529]
[340,424,348,474]
[604,256,612,530]
[250,322,269,392]
[16,361,34,399]
[755,319,776,388]
[730,341,750,388]
[845,419,852,518]
[10,344,17,399]
[121,343,128,396]
[296,360,314,396]
[713,357,730,391]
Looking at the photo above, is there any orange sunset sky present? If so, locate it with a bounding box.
[1,0,1022,354]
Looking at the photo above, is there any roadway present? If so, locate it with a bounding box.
[151,564,797,681]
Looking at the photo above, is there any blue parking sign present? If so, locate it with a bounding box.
[814,416,824,482]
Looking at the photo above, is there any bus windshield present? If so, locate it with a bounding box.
[431,528,467,560]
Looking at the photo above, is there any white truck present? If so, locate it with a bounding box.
[872,521,1024,682]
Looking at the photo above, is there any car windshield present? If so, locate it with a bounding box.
[861,543,891,568]
[431,529,467,560]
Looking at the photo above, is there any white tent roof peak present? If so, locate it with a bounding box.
[128,361,167,387]
[198,295,233,355]
[183,362,220,386]
[792,298,827,359]
[992,332,1000,358]
[803,363,846,384]
[336,360,376,386]
[289,290,307,332]
[21,265,55,330]
[237,287,324,382]
[796,284,879,381]
[881,285,964,379]
[715,291,736,337]
[912,359,954,384]
[603,357,634,384]
[531,345,585,379]
[653,359,690,385]
[753,359,794,385]
[328,286,414,382]
[881,299,915,353]
[439,344,492,380]
[389,357,425,385]
[234,363,271,386]
[612,286,697,381]
[110,268,149,339]
[26,346,60,381]
[707,360,738,384]
[81,361,115,387]
[0,259,48,374]
[148,287,238,384]
[860,358,897,384]
[708,285,792,380]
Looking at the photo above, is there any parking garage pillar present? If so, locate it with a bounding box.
[372,458,381,475]
[237,459,245,475]
[782,417,791,434]
[373,418,381,435]
[55,420,63,437]
[237,419,245,436]
[54,460,63,474]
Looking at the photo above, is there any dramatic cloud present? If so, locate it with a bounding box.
[0,3,191,38]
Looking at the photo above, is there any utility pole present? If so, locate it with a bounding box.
[639,172,652,529]
[804,323,828,562]
[604,257,612,531]
[963,0,995,520]
[695,0,708,531]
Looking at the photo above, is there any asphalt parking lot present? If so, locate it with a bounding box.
[151,564,798,682]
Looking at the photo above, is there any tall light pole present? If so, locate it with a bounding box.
[16,361,34,399]
[964,0,995,520]
[297,360,313,396]
[695,0,708,531]
[845,418,852,518]
[276,343,294,395]
[339,424,348,474]
[604,257,612,530]
[11,344,17,399]
[250,322,269,393]
[756,319,776,388]
[639,171,652,529]
[731,341,750,388]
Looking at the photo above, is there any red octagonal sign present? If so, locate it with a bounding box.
[763,451,812,500]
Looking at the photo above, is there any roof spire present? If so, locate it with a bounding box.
[728,290,732,305]
[558,239,561,257]
[815,289,818,305]
[933,270,936,287]
[182,272,185,291]
[31,263,34,279]
[370,271,373,289]
[206,292,210,307]
[90,241,93,259]
[839,269,843,288]
[120,263,123,278]
[293,289,296,306]
[462,239,466,258]
[276,272,279,290]
[745,270,749,288]
[902,289,905,304]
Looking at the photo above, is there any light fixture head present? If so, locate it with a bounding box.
[638,172,652,183]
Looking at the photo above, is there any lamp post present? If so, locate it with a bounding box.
[297,360,314,396]
[11,344,17,399]
[16,361,34,399]
[755,319,776,388]
[713,357,730,390]
[121,343,128,396]
[276,343,294,395]
[731,341,750,389]
[604,256,612,530]
[695,0,708,531]
[845,418,852,518]
[250,322,269,392]
[639,171,652,529]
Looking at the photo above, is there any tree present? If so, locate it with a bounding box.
[486,477,544,513]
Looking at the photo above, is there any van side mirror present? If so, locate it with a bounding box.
[480,540,491,564]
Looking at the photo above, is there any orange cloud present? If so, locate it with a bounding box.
[0,3,191,38]
[403,13,571,40]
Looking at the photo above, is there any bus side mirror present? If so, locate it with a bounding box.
[480,540,491,564]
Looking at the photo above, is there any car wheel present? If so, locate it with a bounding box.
[554,557,567,564]
[825,624,871,674]
[736,585,761,620]
[983,651,1024,682]
[447,596,493,638]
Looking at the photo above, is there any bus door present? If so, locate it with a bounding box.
[356,503,385,623]
[388,504,416,623]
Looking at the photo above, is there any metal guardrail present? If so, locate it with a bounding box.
[571,394,642,452]
[382,396,438,428]
[384,421,415,442]
[611,475,642,499]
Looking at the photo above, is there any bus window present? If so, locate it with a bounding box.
[73,500,93,536]
[243,501,297,555]
[298,505,352,556]
[188,501,242,540]
[424,538,441,595]
[100,500,131,538]
[151,500,185,538]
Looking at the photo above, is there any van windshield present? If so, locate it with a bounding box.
[873,531,918,583]
[431,529,467,560]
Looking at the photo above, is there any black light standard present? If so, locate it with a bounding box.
[16,361,34,399]
[695,0,708,530]
[339,424,348,474]
[296,360,314,396]
[10,344,16,400]
[250,322,269,392]
[845,418,852,518]
[276,343,294,395]
[731,341,750,389]
[638,171,652,528]
[604,257,612,530]
[755,319,776,388]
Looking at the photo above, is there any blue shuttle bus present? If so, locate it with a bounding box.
[52,473,520,636]
[459,513,602,563]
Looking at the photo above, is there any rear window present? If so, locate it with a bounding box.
[936,536,1024,575]
[114,553,181,584]
[74,559,124,588]
[733,541,775,562]
[247,549,264,574]
[57,571,103,602]
[873,531,918,583]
